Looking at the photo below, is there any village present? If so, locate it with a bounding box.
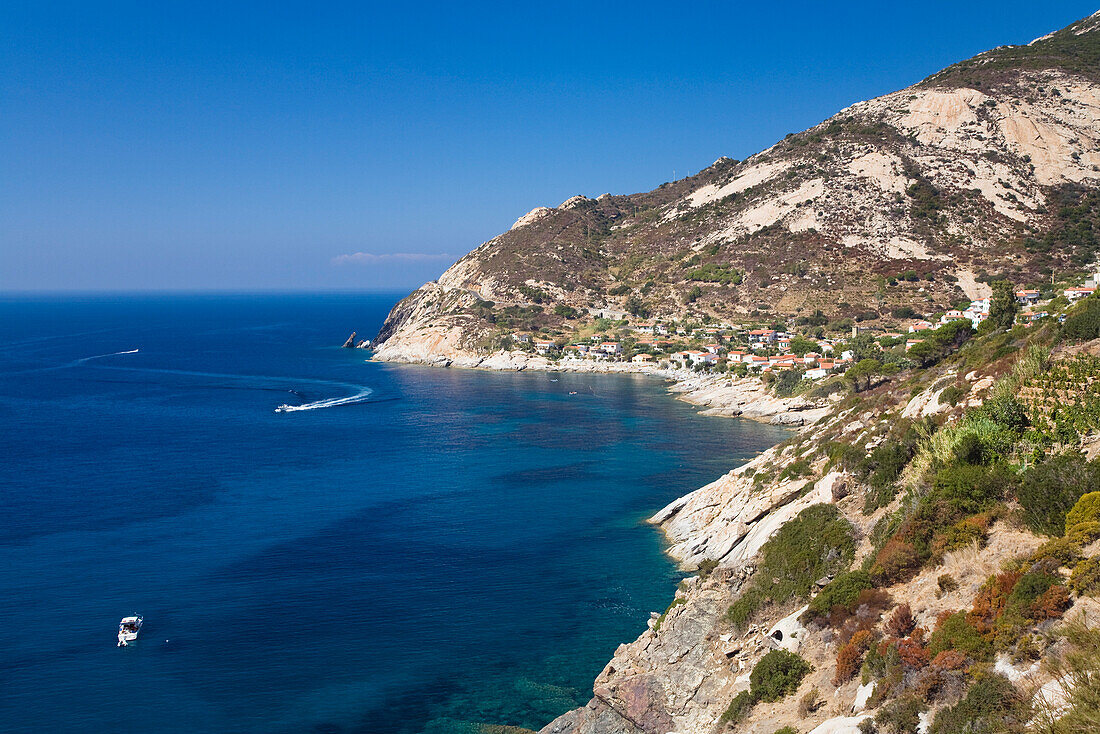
[506,271,1100,389]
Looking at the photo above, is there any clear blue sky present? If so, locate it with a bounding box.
[3,2,1097,292]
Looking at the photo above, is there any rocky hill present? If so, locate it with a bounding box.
[374,12,1100,367]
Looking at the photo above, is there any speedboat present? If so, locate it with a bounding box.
[117,615,143,646]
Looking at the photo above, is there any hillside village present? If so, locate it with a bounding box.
[505,271,1100,395]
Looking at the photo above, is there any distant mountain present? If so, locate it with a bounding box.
[374,11,1100,366]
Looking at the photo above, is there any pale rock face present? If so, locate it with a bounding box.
[902,378,956,419]
[511,206,554,230]
[667,375,831,424]
[853,682,875,712]
[767,605,809,653]
[652,462,845,568]
[685,160,792,208]
[559,194,593,209]
[806,715,872,734]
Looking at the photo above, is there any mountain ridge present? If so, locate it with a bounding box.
[373,12,1100,367]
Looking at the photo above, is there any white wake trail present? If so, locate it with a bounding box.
[74,348,139,364]
[275,387,373,413]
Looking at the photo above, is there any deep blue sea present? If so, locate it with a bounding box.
[0,293,788,734]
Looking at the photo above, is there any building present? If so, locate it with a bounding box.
[1015,290,1040,305]
[908,320,934,333]
[747,329,778,345]
[632,353,655,363]
[1066,287,1096,301]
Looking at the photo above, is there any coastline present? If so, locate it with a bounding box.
[370,348,832,427]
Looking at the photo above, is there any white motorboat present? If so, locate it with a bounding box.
[117,615,143,646]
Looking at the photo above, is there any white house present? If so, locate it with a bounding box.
[1015,290,1040,305]
[1066,287,1096,300]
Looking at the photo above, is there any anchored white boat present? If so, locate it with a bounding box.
[117,615,143,647]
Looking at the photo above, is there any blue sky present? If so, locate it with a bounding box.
[2,2,1097,292]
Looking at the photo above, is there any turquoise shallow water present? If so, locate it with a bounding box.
[0,293,788,733]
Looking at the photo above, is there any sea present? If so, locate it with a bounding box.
[0,293,789,734]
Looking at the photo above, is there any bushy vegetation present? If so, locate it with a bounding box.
[726,505,855,628]
[927,673,1028,734]
[687,263,742,285]
[719,650,812,727]
[804,570,873,623]
[719,689,756,726]
[1062,294,1100,341]
[907,320,973,367]
[1031,618,1100,733]
[1017,453,1100,536]
[750,650,813,702]
[873,695,926,734]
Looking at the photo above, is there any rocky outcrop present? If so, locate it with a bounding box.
[669,375,833,425]
[341,331,357,348]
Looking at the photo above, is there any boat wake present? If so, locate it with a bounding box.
[74,349,140,364]
[62,354,373,414]
[275,386,373,413]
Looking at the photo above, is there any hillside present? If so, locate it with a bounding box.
[373,12,1100,367]
[365,12,1100,734]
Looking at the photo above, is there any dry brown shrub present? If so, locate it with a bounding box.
[884,603,916,638]
[896,627,930,669]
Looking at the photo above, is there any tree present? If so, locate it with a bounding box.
[789,336,819,356]
[624,295,651,319]
[989,280,1019,331]
[846,359,882,392]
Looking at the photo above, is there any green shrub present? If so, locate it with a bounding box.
[652,596,686,632]
[930,464,1012,516]
[697,558,719,578]
[750,650,813,702]
[930,514,991,560]
[861,441,916,514]
[719,689,756,725]
[1062,293,1100,341]
[780,458,812,480]
[908,320,973,367]
[1033,537,1083,567]
[937,574,959,595]
[939,384,966,406]
[1070,556,1100,596]
[725,505,855,628]
[804,570,873,621]
[874,694,926,734]
[687,263,742,285]
[928,612,992,661]
[1066,492,1100,532]
[773,728,799,734]
[928,674,1029,734]
[1018,454,1100,536]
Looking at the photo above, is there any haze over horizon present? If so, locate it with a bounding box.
[3,2,1098,293]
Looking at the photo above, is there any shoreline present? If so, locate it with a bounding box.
[370,349,832,427]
